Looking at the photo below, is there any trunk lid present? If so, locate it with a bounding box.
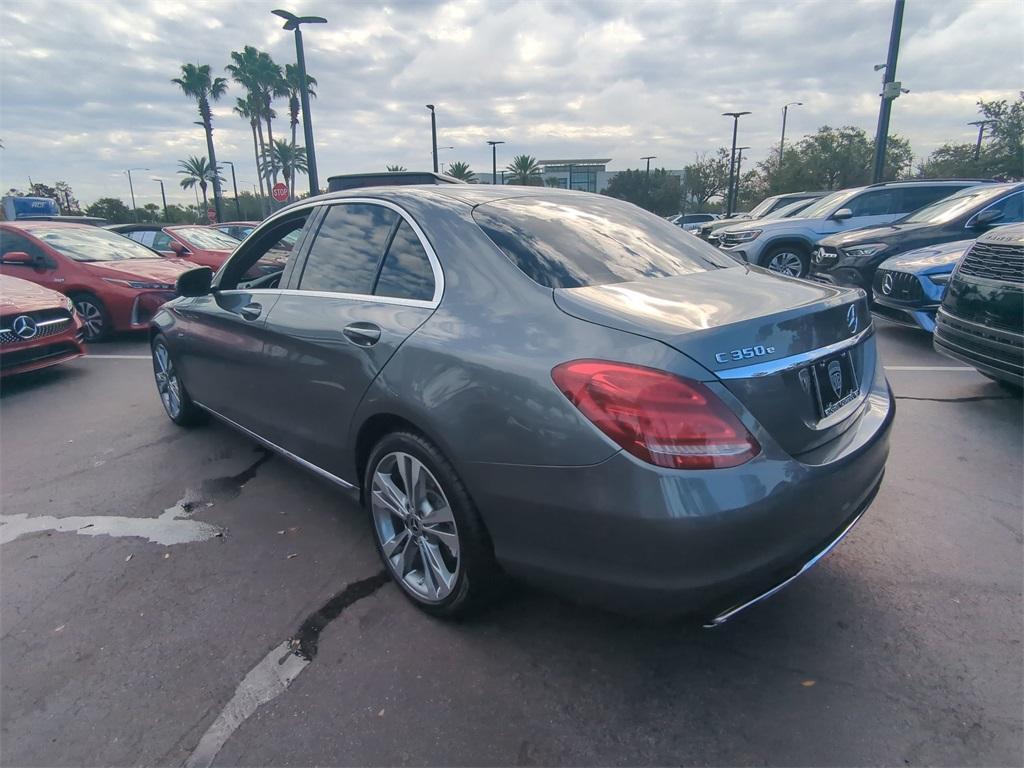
[553,266,876,456]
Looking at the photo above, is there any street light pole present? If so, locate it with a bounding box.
[126,168,148,222]
[273,9,327,197]
[487,140,504,185]
[641,155,656,175]
[426,105,439,173]
[779,101,802,166]
[152,178,169,222]
[872,0,906,183]
[968,120,995,162]
[735,147,750,211]
[221,161,242,218]
[722,111,750,216]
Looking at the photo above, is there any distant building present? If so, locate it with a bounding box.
[477,158,686,194]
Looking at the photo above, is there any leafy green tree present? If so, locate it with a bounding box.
[227,47,286,198]
[916,143,980,178]
[506,155,542,185]
[446,161,476,182]
[84,198,133,223]
[172,63,227,222]
[163,204,192,224]
[178,155,221,217]
[283,63,317,199]
[977,93,1024,179]
[681,149,731,210]
[603,168,682,216]
[386,164,407,172]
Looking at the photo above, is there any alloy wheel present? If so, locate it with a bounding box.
[153,342,182,419]
[767,252,804,277]
[371,451,461,603]
[75,299,104,341]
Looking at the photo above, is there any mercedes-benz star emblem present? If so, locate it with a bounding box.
[12,315,38,340]
[881,273,894,295]
[828,359,843,397]
[846,304,858,334]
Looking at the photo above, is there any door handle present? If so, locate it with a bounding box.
[240,302,262,321]
[343,322,382,347]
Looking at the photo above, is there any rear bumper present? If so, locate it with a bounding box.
[462,383,894,619]
[934,308,1023,386]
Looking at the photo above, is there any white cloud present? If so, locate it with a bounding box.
[0,0,1020,207]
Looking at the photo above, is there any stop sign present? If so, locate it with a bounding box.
[207,207,217,223]
[271,182,289,203]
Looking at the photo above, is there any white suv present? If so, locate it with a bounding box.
[715,180,988,276]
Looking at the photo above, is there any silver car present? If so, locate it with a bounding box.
[151,186,893,623]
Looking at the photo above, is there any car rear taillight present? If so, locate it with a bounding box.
[551,360,760,469]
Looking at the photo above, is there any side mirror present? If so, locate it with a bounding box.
[1,250,37,266]
[176,267,214,298]
[970,209,1003,229]
[832,208,854,221]
[170,241,190,256]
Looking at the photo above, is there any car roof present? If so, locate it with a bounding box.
[106,223,167,232]
[280,184,591,211]
[3,220,95,231]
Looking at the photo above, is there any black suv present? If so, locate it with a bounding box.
[812,182,1019,296]
[934,223,1024,389]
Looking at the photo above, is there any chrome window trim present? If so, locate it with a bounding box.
[298,198,444,306]
[194,400,357,490]
[716,326,874,380]
[215,287,437,310]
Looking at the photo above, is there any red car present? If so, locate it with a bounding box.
[0,275,86,377]
[0,222,195,341]
[109,224,240,270]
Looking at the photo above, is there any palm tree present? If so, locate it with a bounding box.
[178,156,221,220]
[446,161,476,182]
[386,164,408,172]
[234,95,267,210]
[283,63,317,200]
[261,140,308,201]
[172,63,227,222]
[506,154,542,185]
[227,47,286,200]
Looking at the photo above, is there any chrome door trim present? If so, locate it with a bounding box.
[194,400,357,491]
[214,287,437,310]
[716,327,874,380]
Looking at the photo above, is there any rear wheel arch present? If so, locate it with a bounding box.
[354,412,456,501]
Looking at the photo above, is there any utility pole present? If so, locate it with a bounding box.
[487,140,504,185]
[872,0,906,183]
[722,112,750,216]
[734,147,750,212]
[221,161,242,218]
[426,105,438,173]
[152,178,169,222]
[969,119,995,162]
[126,168,148,222]
[779,101,802,167]
[273,10,327,196]
[641,155,656,175]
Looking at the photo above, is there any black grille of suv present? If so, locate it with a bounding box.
[874,269,924,302]
[958,240,1024,284]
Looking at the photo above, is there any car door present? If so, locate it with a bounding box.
[257,200,442,481]
[168,209,316,429]
[0,229,66,289]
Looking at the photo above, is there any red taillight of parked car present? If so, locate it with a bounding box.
[551,360,760,469]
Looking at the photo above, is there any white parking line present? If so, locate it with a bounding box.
[884,365,975,372]
[83,354,151,359]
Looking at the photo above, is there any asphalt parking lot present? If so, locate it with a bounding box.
[1,320,1021,767]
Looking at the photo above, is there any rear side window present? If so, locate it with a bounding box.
[473,196,734,289]
[901,185,966,213]
[374,220,435,301]
[847,189,900,217]
[299,203,398,295]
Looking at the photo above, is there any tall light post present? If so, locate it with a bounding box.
[641,155,656,175]
[273,9,326,197]
[872,0,906,183]
[968,119,996,162]
[126,167,149,222]
[487,140,504,185]
[221,160,242,218]
[426,104,439,173]
[778,101,802,167]
[734,147,750,211]
[152,178,169,222]
[722,111,750,216]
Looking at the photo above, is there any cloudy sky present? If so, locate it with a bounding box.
[1,0,1021,208]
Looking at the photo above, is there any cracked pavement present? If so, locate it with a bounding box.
[1,323,1021,767]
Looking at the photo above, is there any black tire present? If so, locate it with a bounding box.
[151,334,206,426]
[364,431,503,618]
[70,293,110,342]
[761,244,810,278]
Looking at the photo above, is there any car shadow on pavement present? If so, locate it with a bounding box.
[0,364,89,398]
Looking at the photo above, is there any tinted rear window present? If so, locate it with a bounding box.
[473,196,734,289]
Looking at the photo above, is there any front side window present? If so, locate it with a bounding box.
[221,213,311,289]
[0,231,47,261]
[983,191,1023,223]
[173,227,241,251]
[900,185,1011,225]
[298,203,399,295]
[152,231,174,251]
[28,226,161,262]
[474,195,734,290]
[374,220,435,301]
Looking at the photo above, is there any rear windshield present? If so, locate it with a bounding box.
[473,196,735,289]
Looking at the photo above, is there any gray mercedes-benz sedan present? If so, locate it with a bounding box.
[150,186,893,624]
